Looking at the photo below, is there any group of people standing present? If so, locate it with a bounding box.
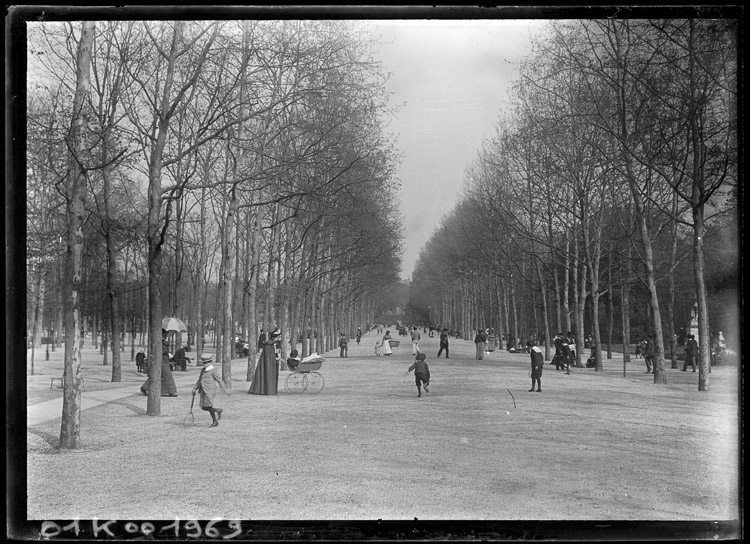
[551,332,577,374]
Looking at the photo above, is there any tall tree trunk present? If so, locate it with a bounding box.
[246,212,261,381]
[220,183,238,386]
[145,22,186,416]
[102,141,122,382]
[693,206,710,390]
[562,234,571,333]
[29,269,45,375]
[611,21,667,384]
[59,21,95,449]
[606,253,614,360]
[553,266,562,334]
[666,193,680,369]
[687,21,712,392]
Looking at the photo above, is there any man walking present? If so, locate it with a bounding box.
[682,334,698,372]
[438,328,450,358]
[411,326,422,355]
[644,334,655,373]
[339,331,349,358]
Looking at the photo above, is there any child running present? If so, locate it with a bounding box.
[406,353,431,398]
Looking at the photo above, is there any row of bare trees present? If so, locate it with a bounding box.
[409,19,737,391]
[26,20,404,448]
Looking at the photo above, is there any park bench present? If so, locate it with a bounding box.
[50,375,86,391]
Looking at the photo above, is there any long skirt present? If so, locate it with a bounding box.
[475,342,486,360]
[381,339,392,355]
[140,362,177,395]
[248,344,278,395]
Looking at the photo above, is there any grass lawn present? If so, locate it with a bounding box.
[23,332,740,528]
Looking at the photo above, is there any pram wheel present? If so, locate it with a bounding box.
[285,372,308,394]
[303,371,325,394]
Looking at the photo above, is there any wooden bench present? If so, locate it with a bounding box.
[50,376,86,391]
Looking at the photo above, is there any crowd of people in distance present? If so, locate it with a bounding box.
[134,320,733,425]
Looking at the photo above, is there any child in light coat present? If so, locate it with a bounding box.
[193,354,229,427]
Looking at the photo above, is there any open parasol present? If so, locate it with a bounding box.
[162,317,188,333]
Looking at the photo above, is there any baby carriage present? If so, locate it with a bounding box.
[285,353,325,394]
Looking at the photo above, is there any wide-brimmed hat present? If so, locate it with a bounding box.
[200,354,214,364]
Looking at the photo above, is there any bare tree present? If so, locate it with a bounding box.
[59,20,95,449]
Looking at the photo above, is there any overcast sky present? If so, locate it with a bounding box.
[362,19,547,280]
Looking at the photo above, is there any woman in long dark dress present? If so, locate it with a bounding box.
[248,330,280,395]
[140,347,178,396]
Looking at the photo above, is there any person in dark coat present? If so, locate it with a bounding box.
[248,329,280,395]
[474,329,487,360]
[286,349,301,370]
[562,332,573,375]
[682,334,698,372]
[141,347,178,396]
[193,354,228,427]
[644,334,655,373]
[257,329,266,353]
[552,333,565,370]
[339,331,349,358]
[528,340,543,392]
[406,353,431,398]
[171,345,188,371]
[135,347,147,373]
[437,328,450,358]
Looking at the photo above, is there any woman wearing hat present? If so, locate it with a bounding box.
[193,354,228,427]
[248,328,280,395]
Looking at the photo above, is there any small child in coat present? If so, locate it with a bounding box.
[287,349,301,371]
[406,353,431,398]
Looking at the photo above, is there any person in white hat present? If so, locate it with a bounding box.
[192,354,228,427]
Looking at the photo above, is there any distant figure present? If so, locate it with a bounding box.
[486,329,496,352]
[644,334,655,374]
[410,326,421,355]
[528,340,543,392]
[566,332,576,369]
[438,328,450,358]
[339,332,349,358]
[474,329,487,360]
[406,353,431,398]
[136,347,147,373]
[380,330,393,356]
[356,328,362,345]
[682,334,698,373]
[553,333,565,371]
[171,345,188,371]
